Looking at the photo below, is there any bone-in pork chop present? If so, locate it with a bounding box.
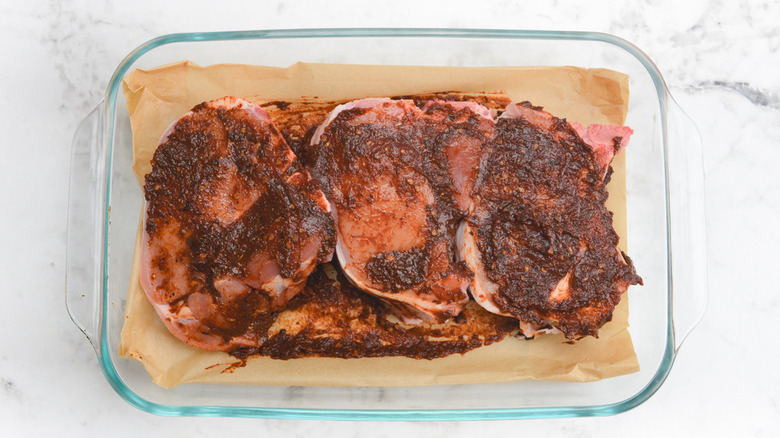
[308,98,493,322]
[458,102,642,339]
[141,97,335,351]
[228,263,518,360]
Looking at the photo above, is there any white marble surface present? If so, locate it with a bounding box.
[1,0,779,435]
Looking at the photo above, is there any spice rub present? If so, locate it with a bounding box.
[459,102,642,339]
[141,97,335,351]
[230,264,517,360]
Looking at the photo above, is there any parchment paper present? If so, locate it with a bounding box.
[119,61,638,388]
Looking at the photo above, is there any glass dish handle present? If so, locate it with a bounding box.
[66,101,108,352]
[666,98,708,352]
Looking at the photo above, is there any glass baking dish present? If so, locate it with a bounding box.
[66,28,707,420]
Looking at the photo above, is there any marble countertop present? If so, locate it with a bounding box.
[2,0,778,435]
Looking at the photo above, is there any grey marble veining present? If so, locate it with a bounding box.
[688,81,780,109]
[1,0,779,436]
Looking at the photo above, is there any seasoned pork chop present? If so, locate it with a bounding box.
[230,263,518,360]
[140,97,335,351]
[459,102,642,339]
[308,98,493,322]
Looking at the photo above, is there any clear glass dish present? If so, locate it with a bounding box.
[66,28,707,420]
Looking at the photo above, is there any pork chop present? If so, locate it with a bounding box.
[230,263,518,360]
[308,98,493,322]
[458,102,642,339]
[140,96,335,351]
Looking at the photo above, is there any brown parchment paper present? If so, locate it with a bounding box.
[119,61,638,388]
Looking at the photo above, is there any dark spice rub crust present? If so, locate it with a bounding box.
[306,98,496,322]
[260,91,510,167]
[141,97,335,351]
[230,264,517,360]
[467,102,642,339]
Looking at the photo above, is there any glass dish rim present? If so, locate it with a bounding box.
[97,27,676,420]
